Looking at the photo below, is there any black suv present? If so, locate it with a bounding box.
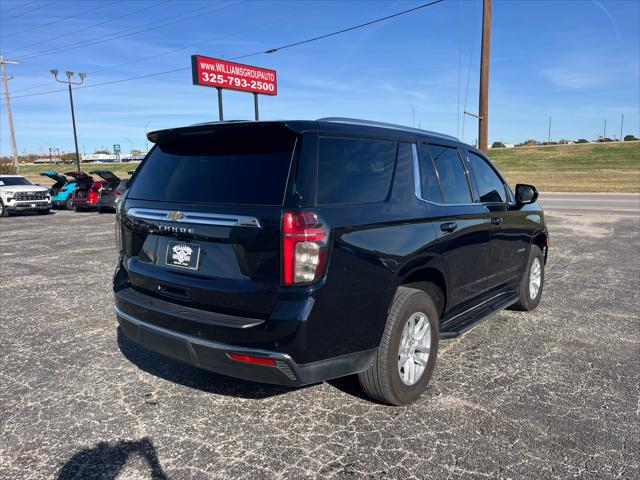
[113,118,548,405]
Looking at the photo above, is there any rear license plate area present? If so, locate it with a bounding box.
[166,241,201,270]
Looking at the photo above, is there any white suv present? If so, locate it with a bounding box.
[0,175,51,217]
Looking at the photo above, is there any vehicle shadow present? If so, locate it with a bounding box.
[116,327,295,400]
[5,210,56,217]
[57,437,167,480]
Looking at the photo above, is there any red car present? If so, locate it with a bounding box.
[69,170,122,211]
[64,171,95,211]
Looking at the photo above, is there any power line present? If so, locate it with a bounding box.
[9,4,314,97]
[15,1,238,61]
[0,0,39,15]
[1,0,122,39]
[233,0,445,60]
[0,0,58,22]
[86,4,315,76]
[461,0,480,143]
[4,0,172,57]
[7,0,445,100]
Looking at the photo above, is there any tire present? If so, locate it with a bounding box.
[0,201,8,217]
[510,245,545,311]
[97,207,104,213]
[37,209,50,215]
[358,287,439,406]
[66,197,73,210]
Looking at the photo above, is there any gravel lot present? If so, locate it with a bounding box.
[1,209,638,480]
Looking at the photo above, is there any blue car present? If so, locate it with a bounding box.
[39,171,76,209]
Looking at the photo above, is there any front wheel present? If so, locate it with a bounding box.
[66,197,73,210]
[510,245,545,311]
[0,201,8,217]
[358,287,439,406]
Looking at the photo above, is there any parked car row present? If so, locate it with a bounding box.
[0,170,131,217]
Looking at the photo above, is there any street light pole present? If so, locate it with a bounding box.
[603,119,607,139]
[620,114,624,142]
[51,69,86,172]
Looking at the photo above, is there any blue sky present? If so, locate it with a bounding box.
[0,0,638,155]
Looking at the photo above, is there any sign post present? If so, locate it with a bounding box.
[113,144,121,163]
[191,55,277,121]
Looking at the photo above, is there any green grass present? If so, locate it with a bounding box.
[19,162,140,185]
[18,141,640,192]
[488,141,640,192]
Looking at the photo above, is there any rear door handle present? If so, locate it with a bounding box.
[440,222,458,233]
[491,217,502,225]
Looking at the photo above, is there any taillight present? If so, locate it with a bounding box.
[282,211,329,285]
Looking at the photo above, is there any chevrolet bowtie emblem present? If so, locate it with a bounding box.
[167,211,185,221]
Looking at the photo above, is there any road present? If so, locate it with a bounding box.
[1,210,639,480]
[539,192,640,216]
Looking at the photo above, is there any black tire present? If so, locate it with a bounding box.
[358,287,439,406]
[66,197,73,210]
[510,245,545,311]
[37,209,50,215]
[97,207,104,214]
[0,201,8,217]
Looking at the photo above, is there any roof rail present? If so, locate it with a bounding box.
[318,117,458,141]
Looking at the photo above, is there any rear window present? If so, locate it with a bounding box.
[317,137,397,205]
[128,126,296,205]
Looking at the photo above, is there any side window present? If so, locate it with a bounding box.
[467,152,507,203]
[417,144,443,203]
[317,137,397,205]
[427,144,472,204]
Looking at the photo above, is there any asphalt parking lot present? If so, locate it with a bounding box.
[1,208,638,480]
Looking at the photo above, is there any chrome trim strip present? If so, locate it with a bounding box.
[127,208,262,228]
[411,144,484,208]
[114,306,293,361]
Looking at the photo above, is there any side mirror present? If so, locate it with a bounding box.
[515,184,538,205]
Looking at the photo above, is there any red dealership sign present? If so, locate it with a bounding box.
[191,55,277,95]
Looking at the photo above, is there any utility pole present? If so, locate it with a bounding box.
[620,114,624,141]
[1,56,19,173]
[411,104,416,128]
[603,119,607,139]
[51,69,86,172]
[547,116,552,143]
[478,0,492,153]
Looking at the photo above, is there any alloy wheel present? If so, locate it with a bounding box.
[398,312,431,386]
[529,257,542,299]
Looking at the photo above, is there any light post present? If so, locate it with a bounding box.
[51,69,86,172]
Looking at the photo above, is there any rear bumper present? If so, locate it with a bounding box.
[96,198,116,209]
[115,306,376,387]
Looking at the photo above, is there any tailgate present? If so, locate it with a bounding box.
[120,123,299,319]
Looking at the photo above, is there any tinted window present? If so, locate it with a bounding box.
[418,144,443,202]
[427,145,472,204]
[128,127,296,205]
[318,137,396,205]
[467,152,507,203]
